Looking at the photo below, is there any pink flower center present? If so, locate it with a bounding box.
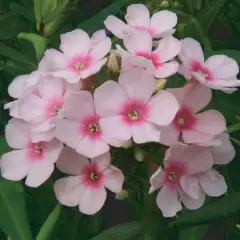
[191,60,213,82]
[120,100,149,126]
[164,161,185,188]
[45,97,64,119]
[27,141,46,161]
[68,54,93,72]
[80,115,102,140]
[173,106,196,131]
[136,51,161,68]
[82,163,103,188]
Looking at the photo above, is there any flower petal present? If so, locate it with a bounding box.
[104,15,130,39]
[153,36,181,63]
[180,175,200,199]
[178,187,205,210]
[123,30,152,55]
[125,4,150,28]
[149,166,165,193]
[91,151,111,171]
[156,186,182,217]
[103,166,124,193]
[149,10,177,38]
[0,150,29,181]
[132,122,160,143]
[25,161,54,187]
[94,80,129,117]
[154,61,179,78]
[118,68,156,103]
[79,186,107,215]
[205,55,239,79]
[8,75,28,98]
[211,132,235,165]
[54,176,84,206]
[182,129,214,144]
[179,38,204,65]
[158,124,180,146]
[5,118,29,149]
[198,170,227,197]
[44,139,63,163]
[89,37,111,62]
[99,116,132,141]
[60,29,90,57]
[147,90,179,126]
[76,136,110,159]
[56,147,89,175]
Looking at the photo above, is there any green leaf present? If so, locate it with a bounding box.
[179,224,209,240]
[196,0,229,33]
[10,2,35,21]
[177,192,240,226]
[77,0,137,35]
[0,42,36,70]
[36,204,62,240]
[18,33,48,61]
[89,221,141,240]
[0,178,33,240]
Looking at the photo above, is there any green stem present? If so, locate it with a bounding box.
[36,204,62,240]
[227,122,240,133]
[230,137,240,146]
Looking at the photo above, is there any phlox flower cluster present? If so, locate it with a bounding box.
[0,4,238,217]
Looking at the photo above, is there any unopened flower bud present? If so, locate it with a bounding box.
[154,78,167,93]
[122,139,133,149]
[134,148,145,162]
[107,50,122,80]
[115,189,129,200]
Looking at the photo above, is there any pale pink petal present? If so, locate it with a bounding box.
[99,116,132,141]
[178,187,205,210]
[7,101,21,119]
[38,76,65,100]
[180,175,200,199]
[184,145,213,175]
[104,15,130,39]
[158,124,180,146]
[54,176,84,206]
[121,56,155,74]
[0,150,29,181]
[183,83,212,113]
[125,4,150,28]
[147,90,179,126]
[80,58,107,79]
[123,30,152,55]
[103,137,127,148]
[149,167,165,193]
[149,10,177,38]
[178,38,204,65]
[24,71,41,89]
[25,161,54,187]
[182,129,214,144]
[55,119,83,149]
[94,80,129,117]
[91,152,111,171]
[30,129,54,143]
[91,30,107,47]
[198,170,227,197]
[89,37,111,62]
[205,55,239,79]
[43,139,63,163]
[118,68,156,103]
[154,61,179,78]
[60,29,90,57]
[156,186,182,217]
[41,49,68,71]
[5,118,29,149]
[49,71,80,84]
[76,136,109,159]
[132,122,160,143]
[56,147,89,175]
[211,132,235,165]
[194,110,226,136]
[63,91,95,121]
[19,94,46,122]
[79,186,107,215]
[153,36,181,63]
[8,75,28,98]
[163,143,188,164]
[103,166,124,193]
[178,65,192,80]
